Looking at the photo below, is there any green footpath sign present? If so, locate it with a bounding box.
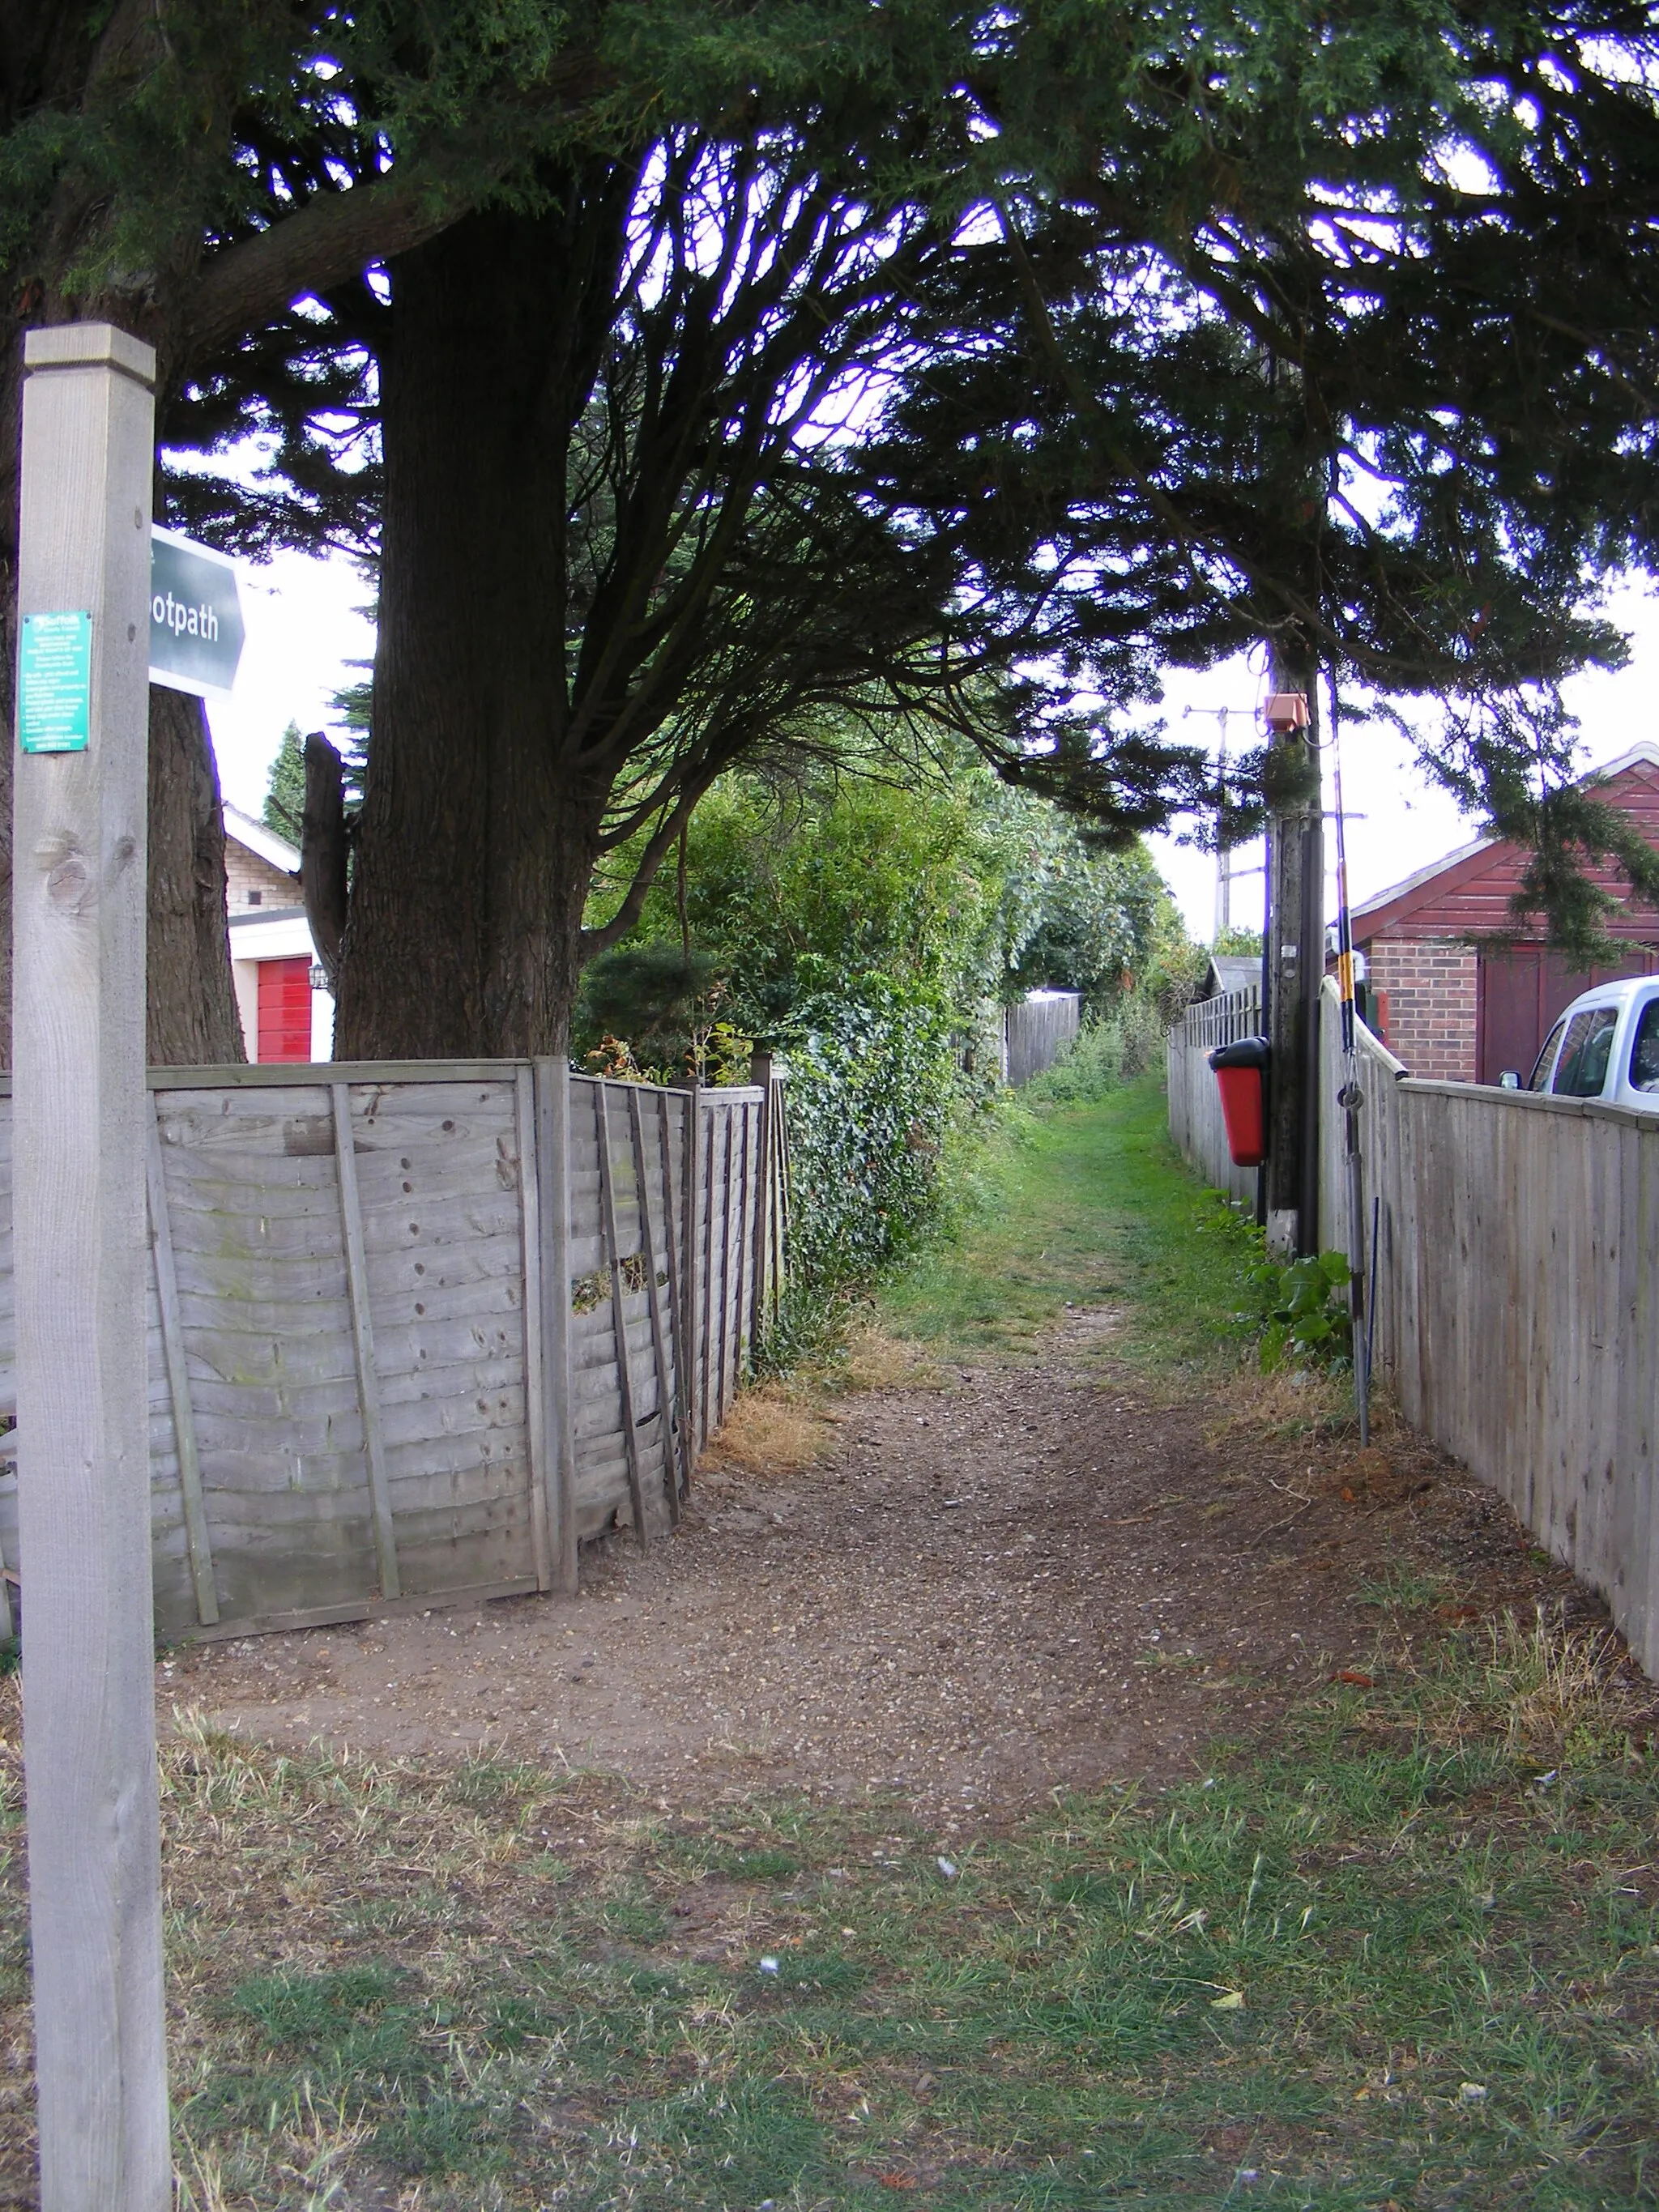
[18,611,92,753]
[150,526,245,698]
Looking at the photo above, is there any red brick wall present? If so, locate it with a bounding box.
[1367,936,1478,1080]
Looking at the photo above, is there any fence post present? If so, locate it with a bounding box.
[749,1052,773,1338]
[536,1059,579,1593]
[681,1083,702,1472]
[14,322,172,2208]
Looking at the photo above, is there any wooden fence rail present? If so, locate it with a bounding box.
[0,1062,781,1640]
[1169,982,1659,1677]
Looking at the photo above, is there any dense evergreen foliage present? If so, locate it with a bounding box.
[262,722,305,844]
[578,752,1186,1056]
[6,2,1659,1055]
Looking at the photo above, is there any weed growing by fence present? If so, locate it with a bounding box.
[1253,1248,1355,1370]
[768,991,1206,1371]
[1013,995,1173,1110]
[1015,1015,1125,1103]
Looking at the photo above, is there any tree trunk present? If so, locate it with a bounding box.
[335,211,604,1061]
[145,684,245,1064]
[301,732,349,987]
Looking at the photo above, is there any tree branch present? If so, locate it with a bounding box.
[183,44,618,368]
[181,173,460,368]
[578,761,731,962]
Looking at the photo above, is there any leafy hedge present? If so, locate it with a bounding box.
[768,973,971,1357]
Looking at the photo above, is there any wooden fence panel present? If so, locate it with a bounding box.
[0,1062,781,1639]
[1176,982,1659,1676]
[152,1084,375,1628]
[1004,992,1081,1087]
[345,1076,535,1601]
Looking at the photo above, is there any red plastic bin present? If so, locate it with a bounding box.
[1207,1036,1269,1168]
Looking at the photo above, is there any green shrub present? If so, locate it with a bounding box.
[1017,989,1171,1106]
[1114,993,1166,1076]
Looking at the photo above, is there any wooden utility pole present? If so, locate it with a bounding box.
[1260,663,1324,1256]
[14,324,171,2209]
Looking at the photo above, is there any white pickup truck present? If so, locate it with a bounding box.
[1524,975,1659,1111]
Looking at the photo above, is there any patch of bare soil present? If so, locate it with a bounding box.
[172,1311,1606,1819]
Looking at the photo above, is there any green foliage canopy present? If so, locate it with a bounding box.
[10,1,1659,982]
[579,744,1183,1051]
[577,748,1196,1327]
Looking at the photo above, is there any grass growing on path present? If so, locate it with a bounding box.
[878,1075,1263,1372]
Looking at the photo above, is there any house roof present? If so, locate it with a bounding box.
[1350,740,1659,944]
[224,803,300,875]
[1201,953,1260,999]
[227,910,314,959]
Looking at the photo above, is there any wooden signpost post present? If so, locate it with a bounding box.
[14,324,172,2208]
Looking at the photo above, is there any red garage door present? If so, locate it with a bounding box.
[1477,944,1659,1084]
[256,957,313,1063]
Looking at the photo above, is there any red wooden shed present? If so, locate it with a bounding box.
[1350,740,1659,1084]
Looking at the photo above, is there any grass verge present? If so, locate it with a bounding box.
[1,1611,1650,2210]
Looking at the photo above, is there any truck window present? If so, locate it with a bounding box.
[1630,1000,1659,1093]
[1552,1007,1619,1097]
[1529,1016,1567,1091]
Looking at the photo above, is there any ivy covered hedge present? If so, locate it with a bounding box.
[761,973,983,1359]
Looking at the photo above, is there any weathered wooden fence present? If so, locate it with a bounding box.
[1169,981,1659,1676]
[1164,983,1262,1207]
[1004,991,1081,1087]
[0,1063,787,1640]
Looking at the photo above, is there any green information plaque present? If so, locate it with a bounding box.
[19,610,92,754]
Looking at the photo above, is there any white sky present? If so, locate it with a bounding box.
[206,549,1659,940]
[207,548,375,820]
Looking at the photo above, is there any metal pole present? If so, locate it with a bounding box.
[1328,670,1370,1444]
[1215,714,1230,939]
[14,322,171,2208]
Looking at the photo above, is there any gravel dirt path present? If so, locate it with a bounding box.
[169,1308,1587,1819]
